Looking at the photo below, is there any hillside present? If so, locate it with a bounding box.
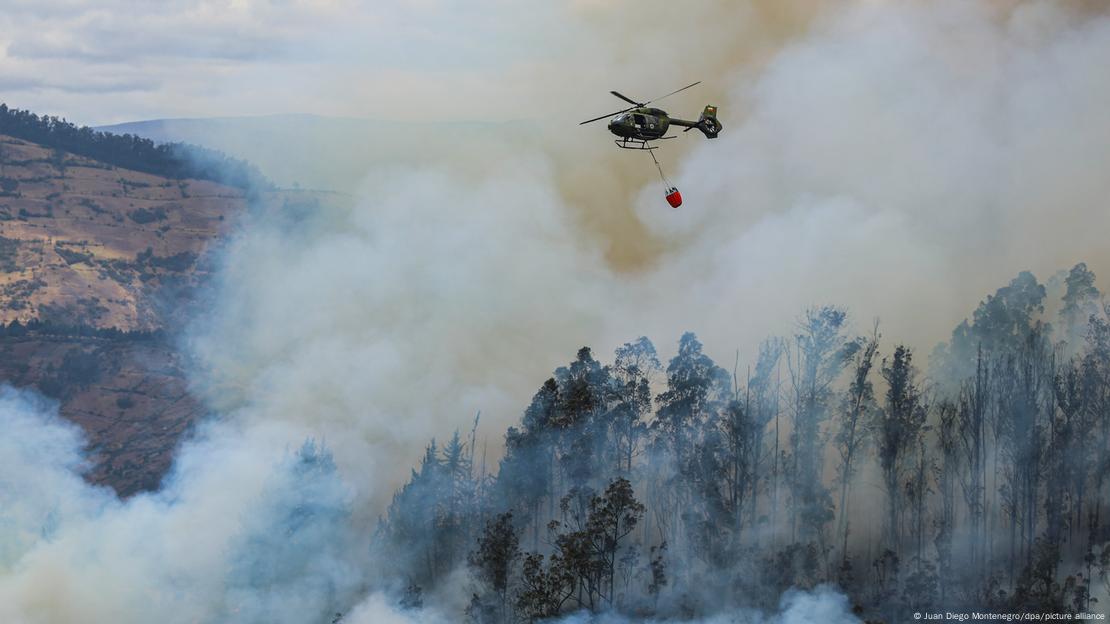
[0,131,324,496]
[0,134,243,330]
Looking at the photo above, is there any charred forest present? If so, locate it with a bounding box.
[372,263,1110,622]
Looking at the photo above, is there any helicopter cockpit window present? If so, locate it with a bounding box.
[633,114,647,127]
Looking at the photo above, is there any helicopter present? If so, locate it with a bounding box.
[579,81,722,151]
[580,81,721,208]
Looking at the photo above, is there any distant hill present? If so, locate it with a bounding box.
[99,114,533,193]
[1,104,270,191]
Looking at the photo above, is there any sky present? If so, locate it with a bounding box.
[0,0,830,127]
[0,0,617,125]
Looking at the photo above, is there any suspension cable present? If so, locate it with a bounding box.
[648,148,673,190]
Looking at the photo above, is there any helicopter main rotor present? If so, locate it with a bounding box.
[609,91,643,107]
[579,80,702,125]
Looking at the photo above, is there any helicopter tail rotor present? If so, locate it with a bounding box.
[695,105,722,139]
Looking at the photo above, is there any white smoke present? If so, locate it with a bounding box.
[642,0,1110,350]
[0,386,363,624]
[0,388,113,569]
[181,0,1110,498]
[335,584,859,624]
[550,586,859,623]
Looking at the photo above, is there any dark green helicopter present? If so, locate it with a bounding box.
[579,81,722,150]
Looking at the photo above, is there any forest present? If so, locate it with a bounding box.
[0,104,269,191]
[372,263,1110,622]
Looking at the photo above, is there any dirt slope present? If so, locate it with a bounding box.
[0,134,242,330]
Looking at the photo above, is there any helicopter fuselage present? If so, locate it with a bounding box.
[607,107,703,141]
[608,107,670,140]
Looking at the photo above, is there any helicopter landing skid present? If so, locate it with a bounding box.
[614,136,676,150]
[615,138,656,150]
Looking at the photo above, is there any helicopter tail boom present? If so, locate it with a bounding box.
[672,105,722,139]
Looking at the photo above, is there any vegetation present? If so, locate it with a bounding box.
[373,262,1110,622]
[0,319,165,342]
[0,236,20,271]
[0,103,270,191]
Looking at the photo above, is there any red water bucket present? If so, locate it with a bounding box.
[665,187,682,208]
